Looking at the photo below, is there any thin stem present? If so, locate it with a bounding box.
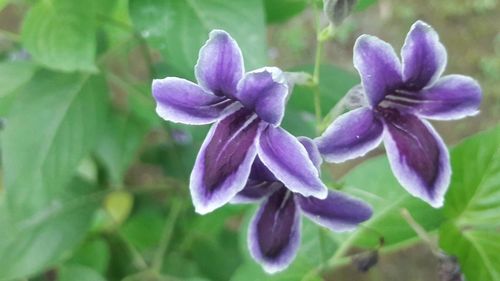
[152,200,183,273]
[400,208,440,255]
[311,1,323,133]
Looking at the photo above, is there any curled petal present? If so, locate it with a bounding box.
[401,21,447,90]
[190,109,262,214]
[248,188,301,273]
[195,30,244,97]
[383,111,450,208]
[415,75,482,120]
[152,77,237,125]
[354,35,403,107]
[235,67,288,126]
[297,191,372,232]
[258,126,328,199]
[316,107,384,163]
[298,137,322,170]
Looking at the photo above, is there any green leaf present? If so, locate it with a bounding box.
[0,61,36,115]
[0,179,101,280]
[58,264,106,281]
[95,112,147,185]
[68,238,111,274]
[2,71,107,218]
[21,0,97,72]
[340,156,443,249]
[264,0,308,23]
[0,0,8,11]
[130,0,267,78]
[439,126,500,281]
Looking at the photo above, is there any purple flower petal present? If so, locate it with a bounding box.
[248,188,301,273]
[258,126,328,199]
[152,77,238,125]
[383,111,450,207]
[354,35,403,107]
[401,21,447,90]
[190,109,262,214]
[297,137,322,170]
[235,67,288,126]
[231,181,283,204]
[315,107,384,163]
[297,190,372,232]
[195,30,244,98]
[414,75,482,120]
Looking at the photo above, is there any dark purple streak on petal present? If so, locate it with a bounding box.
[190,108,262,214]
[248,188,301,273]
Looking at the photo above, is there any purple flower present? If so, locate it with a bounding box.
[316,21,482,208]
[233,137,372,273]
[152,30,327,214]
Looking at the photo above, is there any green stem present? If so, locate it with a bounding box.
[152,200,183,273]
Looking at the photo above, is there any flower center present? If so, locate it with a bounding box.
[375,88,424,114]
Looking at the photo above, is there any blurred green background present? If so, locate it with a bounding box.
[0,0,498,280]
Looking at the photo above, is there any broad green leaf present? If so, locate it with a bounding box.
[130,0,267,78]
[95,112,147,185]
[2,71,107,218]
[264,0,308,23]
[68,238,111,275]
[0,61,36,115]
[21,0,97,72]
[439,126,500,281]
[0,179,101,280]
[58,264,106,281]
[120,207,165,252]
[340,156,443,249]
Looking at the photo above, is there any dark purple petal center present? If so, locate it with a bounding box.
[257,188,297,259]
[380,108,441,196]
[203,108,261,193]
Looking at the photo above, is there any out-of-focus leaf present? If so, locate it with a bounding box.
[282,65,358,137]
[2,71,107,218]
[21,0,97,72]
[0,61,36,115]
[0,179,101,280]
[0,0,8,11]
[58,264,106,281]
[129,0,267,78]
[68,238,111,275]
[340,156,444,249]
[355,0,377,11]
[439,126,500,281]
[95,113,147,185]
[120,207,164,252]
[264,0,308,23]
[324,0,357,26]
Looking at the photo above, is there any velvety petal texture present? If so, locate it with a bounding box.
[190,109,262,214]
[383,111,450,207]
[195,30,244,97]
[235,67,288,126]
[316,107,384,163]
[248,189,301,273]
[152,78,236,125]
[258,126,328,199]
[354,35,403,106]
[297,191,372,232]
[232,181,283,204]
[401,21,447,90]
[414,75,482,120]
